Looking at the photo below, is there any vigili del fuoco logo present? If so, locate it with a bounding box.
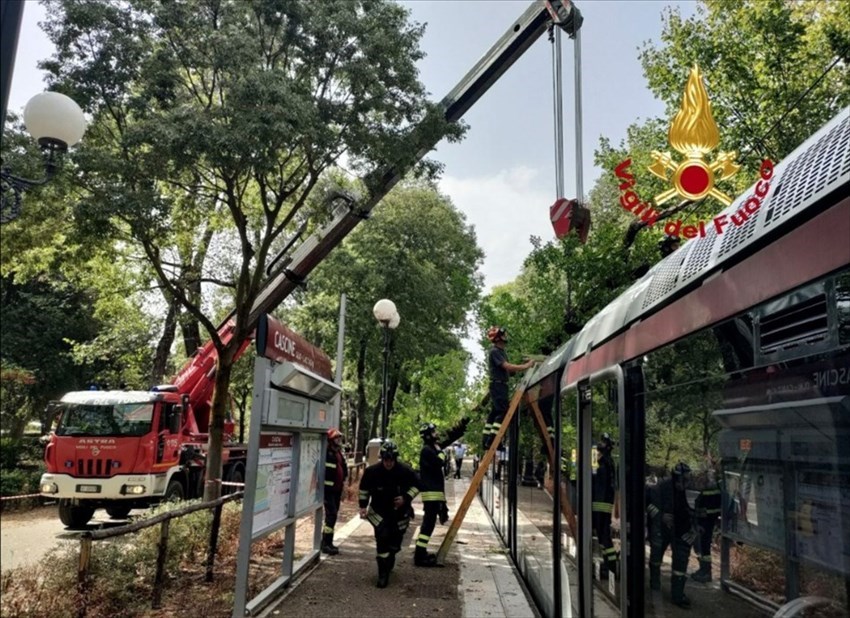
[614,65,774,239]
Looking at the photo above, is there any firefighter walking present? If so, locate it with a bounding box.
[322,428,348,555]
[647,462,697,609]
[414,423,452,567]
[358,440,420,588]
[592,434,617,578]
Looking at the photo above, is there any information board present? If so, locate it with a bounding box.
[253,432,293,537]
[294,433,322,514]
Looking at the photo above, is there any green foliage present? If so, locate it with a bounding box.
[390,351,474,463]
[285,180,483,441]
[0,467,45,498]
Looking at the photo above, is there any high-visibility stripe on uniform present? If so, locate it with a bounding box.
[420,491,446,501]
[326,462,336,468]
[673,570,687,577]
[325,479,335,486]
[377,552,390,558]
[603,547,618,562]
[699,555,712,563]
[416,533,431,548]
[438,452,445,462]
[592,501,613,513]
[407,486,420,499]
[705,508,721,515]
[647,504,660,517]
[323,525,333,534]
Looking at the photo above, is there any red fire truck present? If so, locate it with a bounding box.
[39,315,331,528]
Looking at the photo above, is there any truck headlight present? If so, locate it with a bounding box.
[121,484,146,495]
[40,482,59,494]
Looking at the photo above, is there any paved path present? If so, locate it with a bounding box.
[260,475,539,618]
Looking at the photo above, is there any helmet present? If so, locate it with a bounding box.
[327,428,342,441]
[487,326,508,343]
[419,422,437,440]
[596,432,615,451]
[380,439,399,460]
[672,462,691,477]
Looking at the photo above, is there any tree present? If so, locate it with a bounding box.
[40,0,462,499]
[284,180,483,452]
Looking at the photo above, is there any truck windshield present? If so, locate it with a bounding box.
[55,403,154,437]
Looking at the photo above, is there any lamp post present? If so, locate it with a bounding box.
[373,299,400,439]
[1,2,87,224]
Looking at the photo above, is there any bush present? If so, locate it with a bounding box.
[0,466,43,497]
[0,437,20,469]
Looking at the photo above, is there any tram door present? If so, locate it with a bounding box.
[587,376,623,616]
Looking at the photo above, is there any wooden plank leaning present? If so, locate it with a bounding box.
[435,369,532,564]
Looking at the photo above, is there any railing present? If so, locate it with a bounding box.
[75,491,243,618]
[347,460,367,486]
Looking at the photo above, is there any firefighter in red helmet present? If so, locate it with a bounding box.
[483,326,533,450]
[322,427,348,555]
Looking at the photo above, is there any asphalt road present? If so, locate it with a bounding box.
[0,504,141,573]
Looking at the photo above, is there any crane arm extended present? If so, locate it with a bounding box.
[246,0,583,328]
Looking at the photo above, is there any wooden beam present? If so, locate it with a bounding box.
[436,372,531,564]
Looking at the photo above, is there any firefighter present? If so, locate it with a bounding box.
[592,433,617,578]
[647,462,697,608]
[484,326,533,451]
[414,422,451,567]
[358,440,420,588]
[691,460,721,583]
[322,427,348,555]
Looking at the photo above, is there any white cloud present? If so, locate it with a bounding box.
[439,165,555,292]
[439,166,556,383]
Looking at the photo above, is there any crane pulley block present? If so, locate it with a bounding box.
[545,1,583,36]
[550,197,590,243]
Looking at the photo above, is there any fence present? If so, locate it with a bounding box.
[75,490,244,618]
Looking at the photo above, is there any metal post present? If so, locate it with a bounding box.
[380,325,390,438]
[0,0,24,128]
[573,28,584,202]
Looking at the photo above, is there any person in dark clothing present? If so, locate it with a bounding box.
[322,428,348,555]
[592,433,617,578]
[691,462,721,583]
[484,326,533,451]
[415,422,462,567]
[647,462,697,608]
[358,440,420,588]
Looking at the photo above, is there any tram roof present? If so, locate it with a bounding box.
[527,105,850,391]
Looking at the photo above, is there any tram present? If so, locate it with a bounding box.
[479,106,850,617]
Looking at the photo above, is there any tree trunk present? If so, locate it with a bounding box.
[151,299,178,385]
[204,347,235,502]
[181,311,202,357]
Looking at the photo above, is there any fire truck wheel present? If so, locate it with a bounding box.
[165,478,185,502]
[58,499,95,529]
[105,505,132,519]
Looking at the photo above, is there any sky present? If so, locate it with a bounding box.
[6,0,698,369]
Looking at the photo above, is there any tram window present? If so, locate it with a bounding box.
[559,389,580,618]
[590,380,621,610]
[641,272,850,617]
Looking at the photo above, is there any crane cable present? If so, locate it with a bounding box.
[550,25,565,199]
[549,23,584,202]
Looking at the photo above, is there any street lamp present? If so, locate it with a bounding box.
[1,91,87,224]
[373,298,400,439]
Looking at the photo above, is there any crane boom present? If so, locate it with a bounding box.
[244,0,583,330]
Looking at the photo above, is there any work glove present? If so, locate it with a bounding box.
[681,529,698,545]
[439,503,450,525]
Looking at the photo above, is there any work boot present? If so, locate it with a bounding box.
[376,557,390,588]
[321,533,339,555]
[387,552,396,572]
[691,563,712,583]
[649,566,661,591]
[414,546,441,567]
[671,575,691,608]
